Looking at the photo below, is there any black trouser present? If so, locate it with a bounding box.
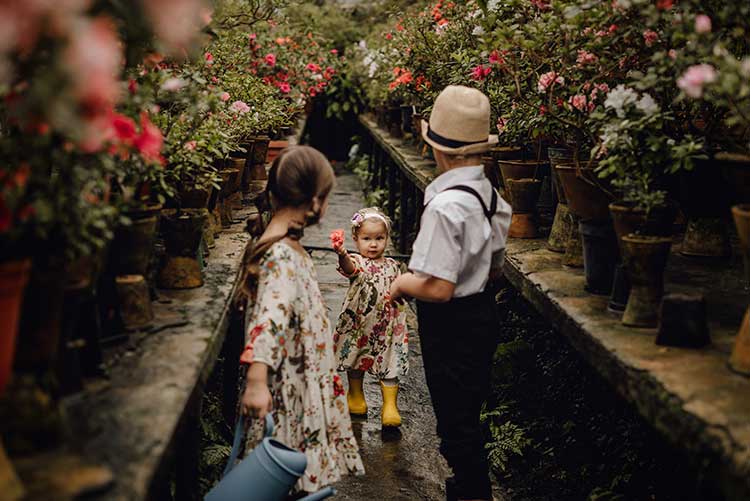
[417,291,498,501]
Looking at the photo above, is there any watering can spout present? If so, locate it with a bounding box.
[298,487,336,501]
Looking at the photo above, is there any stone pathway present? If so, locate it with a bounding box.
[302,167,451,500]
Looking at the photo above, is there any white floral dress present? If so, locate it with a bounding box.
[239,241,364,492]
[333,254,410,380]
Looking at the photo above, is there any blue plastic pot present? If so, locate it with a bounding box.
[205,414,336,501]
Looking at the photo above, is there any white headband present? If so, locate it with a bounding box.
[351,212,390,229]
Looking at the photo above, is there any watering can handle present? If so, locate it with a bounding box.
[222,414,275,477]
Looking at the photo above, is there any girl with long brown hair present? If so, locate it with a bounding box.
[237,145,364,494]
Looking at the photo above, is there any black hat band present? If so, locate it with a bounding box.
[426,125,488,149]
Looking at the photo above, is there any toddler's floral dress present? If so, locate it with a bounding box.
[240,241,364,492]
[334,253,410,380]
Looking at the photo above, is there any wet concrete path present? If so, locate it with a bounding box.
[302,167,451,500]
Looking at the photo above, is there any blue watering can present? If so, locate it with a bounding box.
[205,413,336,501]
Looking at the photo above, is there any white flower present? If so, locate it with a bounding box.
[161,78,186,92]
[635,93,660,116]
[368,61,378,78]
[472,25,485,36]
[487,0,501,10]
[604,84,638,118]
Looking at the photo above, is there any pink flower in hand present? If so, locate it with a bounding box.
[230,100,251,114]
[677,64,717,98]
[694,15,712,34]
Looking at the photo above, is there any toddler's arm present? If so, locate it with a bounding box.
[331,229,357,276]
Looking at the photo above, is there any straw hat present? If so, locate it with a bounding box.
[421,85,498,156]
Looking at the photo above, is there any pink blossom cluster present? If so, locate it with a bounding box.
[537,71,565,93]
[568,94,595,113]
[677,64,717,99]
[576,50,598,67]
[230,100,251,114]
[530,0,551,10]
[643,30,659,47]
[694,15,712,34]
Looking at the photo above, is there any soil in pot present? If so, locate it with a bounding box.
[729,204,750,375]
[507,179,542,239]
[555,165,613,223]
[157,209,208,289]
[579,220,619,296]
[621,235,672,328]
[0,259,31,396]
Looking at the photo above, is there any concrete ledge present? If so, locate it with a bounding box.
[15,206,254,500]
[359,114,750,500]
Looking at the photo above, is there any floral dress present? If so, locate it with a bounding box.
[239,241,364,492]
[334,254,410,380]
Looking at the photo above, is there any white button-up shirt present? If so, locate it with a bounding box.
[408,165,512,298]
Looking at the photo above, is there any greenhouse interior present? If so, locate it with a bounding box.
[0,1,749,500]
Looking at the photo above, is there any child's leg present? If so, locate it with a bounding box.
[347,370,367,416]
[380,377,401,427]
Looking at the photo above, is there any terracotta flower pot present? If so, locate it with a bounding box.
[157,209,208,289]
[266,140,289,165]
[547,147,573,204]
[621,235,672,328]
[548,202,572,253]
[111,205,161,277]
[729,204,750,375]
[498,159,547,187]
[506,179,541,238]
[555,165,613,223]
[609,201,677,250]
[252,136,271,168]
[179,187,211,209]
[0,259,31,395]
[579,220,618,295]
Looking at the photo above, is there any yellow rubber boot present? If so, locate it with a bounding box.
[347,376,368,416]
[380,381,402,427]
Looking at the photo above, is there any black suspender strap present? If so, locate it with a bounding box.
[440,185,498,222]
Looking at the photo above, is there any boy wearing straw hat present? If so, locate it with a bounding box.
[390,85,512,501]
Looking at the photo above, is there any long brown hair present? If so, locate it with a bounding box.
[238,145,334,301]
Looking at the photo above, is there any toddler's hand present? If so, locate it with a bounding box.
[330,229,346,255]
[241,379,273,419]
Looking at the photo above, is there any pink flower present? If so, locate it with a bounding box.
[530,0,551,10]
[569,94,593,113]
[220,91,230,101]
[306,63,321,72]
[142,0,205,54]
[330,49,338,55]
[695,15,712,34]
[643,30,659,47]
[264,53,276,66]
[249,33,257,41]
[184,140,197,150]
[537,71,564,93]
[385,32,393,40]
[230,100,251,113]
[496,117,507,134]
[279,82,291,94]
[64,16,122,114]
[134,112,164,164]
[489,50,505,65]
[576,50,598,66]
[677,64,717,98]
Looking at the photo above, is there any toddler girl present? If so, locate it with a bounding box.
[331,207,410,428]
[238,146,364,494]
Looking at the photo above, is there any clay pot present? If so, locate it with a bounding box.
[507,179,541,239]
[562,215,584,268]
[498,159,546,187]
[555,165,613,223]
[179,187,211,209]
[680,218,731,258]
[252,136,271,167]
[579,220,618,296]
[111,205,161,277]
[387,107,403,138]
[157,209,208,289]
[718,152,750,204]
[481,155,501,190]
[609,202,677,250]
[547,147,573,204]
[266,140,289,165]
[0,259,31,395]
[548,203,572,253]
[621,235,672,328]
[729,204,750,375]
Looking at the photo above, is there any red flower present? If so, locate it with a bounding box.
[204,52,214,63]
[12,164,30,189]
[128,79,138,95]
[656,0,674,9]
[359,358,374,372]
[111,113,137,144]
[333,375,345,397]
[134,112,164,164]
[356,335,369,348]
[278,82,291,94]
[264,53,277,66]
